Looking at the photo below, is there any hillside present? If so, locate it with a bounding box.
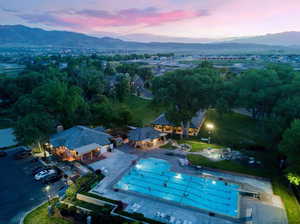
[0,25,296,53]
[230,32,300,46]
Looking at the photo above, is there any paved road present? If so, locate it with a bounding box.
[0,148,63,224]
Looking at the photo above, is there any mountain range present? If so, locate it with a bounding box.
[0,25,299,53]
[119,32,300,46]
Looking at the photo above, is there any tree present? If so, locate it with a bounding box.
[115,75,130,102]
[31,80,86,127]
[234,69,281,119]
[104,62,115,76]
[152,67,221,137]
[14,112,56,146]
[279,119,300,185]
[70,66,104,100]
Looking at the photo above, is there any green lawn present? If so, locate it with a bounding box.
[272,178,300,224]
[122,95,166,125]
[23,202,72,224]
[177,140,223,152]
[198,110,275,149]
[159,142,177,150]
[187,154,270,177]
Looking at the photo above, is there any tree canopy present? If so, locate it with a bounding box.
[152,67,221,136]
[279,119,300,185]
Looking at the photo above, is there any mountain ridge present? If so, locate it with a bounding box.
[0,25,298,53]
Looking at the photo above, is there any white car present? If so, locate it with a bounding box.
[34,169,56,180]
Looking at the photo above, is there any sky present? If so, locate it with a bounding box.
[0,0,300,40]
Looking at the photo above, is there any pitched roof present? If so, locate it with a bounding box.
[128,127,162,141]
[152,110,206,128]
[190,110,206,128]
[74,143,101,156]
[152,113,174,126]
[94,126,106,132]
[50,125,112,149]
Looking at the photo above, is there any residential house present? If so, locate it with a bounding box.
[49,125,113,162]
[128,127,167,149]
[151,110,206,136]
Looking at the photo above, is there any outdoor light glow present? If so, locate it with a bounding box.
[206,123,214,130]
[135,164,142,169]
[212,180,216,185]
[45,185,50,191]
[175,173,182,179]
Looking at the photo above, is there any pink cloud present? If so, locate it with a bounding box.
[17,7,208,29]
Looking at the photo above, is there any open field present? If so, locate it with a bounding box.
[122,95,166,125]
[198,110,274,149]
[177,140,223,152]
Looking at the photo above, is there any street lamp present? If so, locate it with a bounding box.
[45,185,51,204]
[206,123,214,144]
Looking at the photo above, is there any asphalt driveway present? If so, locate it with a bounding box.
[0,148,62,224]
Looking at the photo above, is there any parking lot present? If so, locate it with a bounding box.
[0,148,65,224]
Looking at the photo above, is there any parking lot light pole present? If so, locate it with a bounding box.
[45,185,51,204]
[206,123,214,144]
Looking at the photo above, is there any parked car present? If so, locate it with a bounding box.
[34,169,56,180]
[32,166,51,175]
[13,150,32,160]
[41,173,62,184]
[0,151,7,157]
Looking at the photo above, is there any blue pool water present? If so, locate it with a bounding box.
[115,158,240,217]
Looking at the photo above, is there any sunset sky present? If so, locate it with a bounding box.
[1,0,300,39]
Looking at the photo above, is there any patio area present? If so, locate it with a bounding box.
[89,150,138,194]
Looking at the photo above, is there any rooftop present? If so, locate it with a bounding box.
[152,110,206,128]
[50,125,112,149]
[128,127,162,141]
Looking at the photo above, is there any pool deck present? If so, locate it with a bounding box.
[90,145,288,224]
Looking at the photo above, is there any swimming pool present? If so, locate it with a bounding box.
[114,158,240,217]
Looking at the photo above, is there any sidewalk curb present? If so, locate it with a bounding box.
[19,200,47,224]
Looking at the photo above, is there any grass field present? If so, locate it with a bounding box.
[187,154,271,177]
[159,142,177,150]
[23,202,72,224]
[177,140,223,152]
[122,95,166,125]
[272,178,300,224]
[198,110,274,149]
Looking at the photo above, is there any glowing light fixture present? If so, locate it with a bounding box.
[45,185,50,192]
[175,173,182,179]
[136,164,142,169]
[206,123,214,130]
